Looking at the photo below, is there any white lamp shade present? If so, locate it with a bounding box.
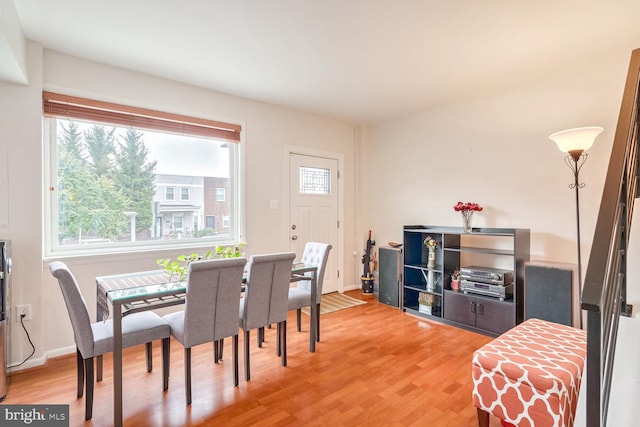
[549,126,603,153]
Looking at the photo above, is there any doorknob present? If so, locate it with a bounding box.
[291,235,298,240]
[291,225,297,230]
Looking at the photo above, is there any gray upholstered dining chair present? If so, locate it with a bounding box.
[287,242,332,342]
[49,261,171,420]
[163,257,247,405]
[239,252,295,381]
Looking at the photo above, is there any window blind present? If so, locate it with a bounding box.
[43,91,241,142]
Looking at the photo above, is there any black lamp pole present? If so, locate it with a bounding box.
[566,148,587,327]
[550,126,602,329]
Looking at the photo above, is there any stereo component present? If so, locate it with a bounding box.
[459,266,514,300]
[460,280,513,301]
[460,266,513,286]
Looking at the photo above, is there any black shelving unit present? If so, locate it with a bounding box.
[402,225,530,336]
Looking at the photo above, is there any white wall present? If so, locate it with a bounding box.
[0,44,359,367]
[0,0,27,84]
[360,46,632,273]
[0,41,46,367]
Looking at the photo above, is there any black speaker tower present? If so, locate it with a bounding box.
[524,261,580,328]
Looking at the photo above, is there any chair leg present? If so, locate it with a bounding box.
[276,323,281,357]
[97,354,103,382]
[477,408,490,427]
[232,334,239,387]
[85,357,94,420]
[216,339,225,361]
[258,327,264,347]
[76,350,84,398]
[281,320,287,367]
[214,340,220,363]
[296,309,302,332]
[316,303,321,342]
[162,337,170,392]
[185,347,192,406]
[146,342,153,372]
[244,330,251,381]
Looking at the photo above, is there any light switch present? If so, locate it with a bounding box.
[269,199,279,210]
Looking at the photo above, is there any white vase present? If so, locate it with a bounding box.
[427,247,436,269]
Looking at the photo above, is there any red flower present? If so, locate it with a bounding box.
[453,201,483,212]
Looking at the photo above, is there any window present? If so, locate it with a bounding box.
[299,166,330,195]
[206,215,216,228]
[216,188,226,202]
[44,91,242,256]
[165,187,175,201]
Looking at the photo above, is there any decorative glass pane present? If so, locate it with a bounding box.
[299,166,330,195]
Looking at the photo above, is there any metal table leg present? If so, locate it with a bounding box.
[113,300,123,427]
[309,270,317,352]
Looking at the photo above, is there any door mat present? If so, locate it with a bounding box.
[302,292,367,315]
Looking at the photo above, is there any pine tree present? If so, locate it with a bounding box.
[84,124,116,176]
[114,128,158,237]
[57,121,127,241]
[58,120,85,163]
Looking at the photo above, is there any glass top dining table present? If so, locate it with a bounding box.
[95,262,318,427]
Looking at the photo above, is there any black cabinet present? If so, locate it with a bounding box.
[402,226,530,336]
[443,290,514,335]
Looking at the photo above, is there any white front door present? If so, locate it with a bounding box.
[289,153,339,294]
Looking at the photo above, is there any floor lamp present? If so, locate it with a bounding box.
[549,126,603,327]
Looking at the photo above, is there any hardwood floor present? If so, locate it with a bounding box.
[4,291,503,426]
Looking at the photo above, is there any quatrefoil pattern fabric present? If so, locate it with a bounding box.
[472,318,587,427]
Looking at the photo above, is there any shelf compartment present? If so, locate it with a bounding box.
[404,267,442,293]
[402,230,444,267]
[403,287,442,319]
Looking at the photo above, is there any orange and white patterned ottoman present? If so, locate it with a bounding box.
[472,318,587,427]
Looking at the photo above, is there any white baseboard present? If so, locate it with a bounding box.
[8,345,76,373]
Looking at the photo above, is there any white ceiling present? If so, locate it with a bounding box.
[6,0,640,124]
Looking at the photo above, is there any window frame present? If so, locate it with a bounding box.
[216,187,226,202]
[165,187,175,201]
[43,92,245,258]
